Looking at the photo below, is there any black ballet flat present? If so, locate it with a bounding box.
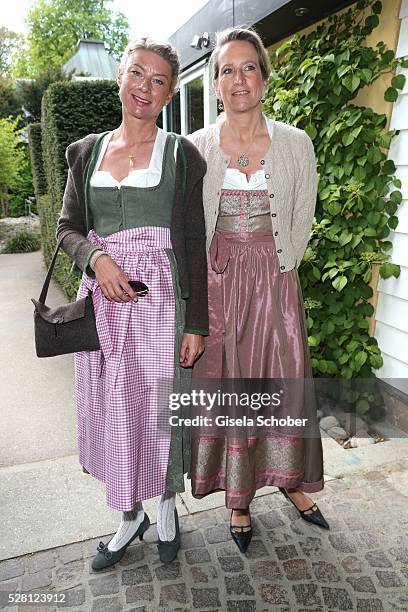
[230,510,252,553]
[157,508,180,563]
[91,512,150,571]
[278,487,330,529]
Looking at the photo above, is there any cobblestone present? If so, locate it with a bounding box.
[191,587,221,608]
[346,576,377,593]
[282,558,312,580]
[218,555,244,573]
[154,561,182,581]
[184,548,211,565]
[365,550,392,568]
[375,569,404,587]
[322,586,354,610]
[249,559,282,580]
[225,574,255,596]
[259,583,288,604]
[158,583,188,607]
[125,584,154,603]
[25,551,55,573]
[1,461,408,611]
[0,559,24,581]
[89,574,119,596]
[312,560,341,582]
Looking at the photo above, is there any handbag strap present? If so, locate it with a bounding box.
[38,241,63,304]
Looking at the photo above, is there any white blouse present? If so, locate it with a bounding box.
[216,113,272,191]
[90,128,178,189]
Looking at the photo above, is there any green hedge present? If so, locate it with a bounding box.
[27,122,47,199]
[40,80,122,296]
[36,194,80,300]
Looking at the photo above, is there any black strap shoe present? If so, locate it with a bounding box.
[230,509,252,553]
[91,512,150,571]
[278,487,330,529]
[157,507,180,563]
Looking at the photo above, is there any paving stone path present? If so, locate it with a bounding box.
[1,462,407,611]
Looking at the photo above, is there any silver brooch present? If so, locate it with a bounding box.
[237,155,249,167]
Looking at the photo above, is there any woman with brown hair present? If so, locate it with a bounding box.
[189,27,329,553]
[57,38,208,567]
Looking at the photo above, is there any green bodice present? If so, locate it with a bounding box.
[87,133,176,236]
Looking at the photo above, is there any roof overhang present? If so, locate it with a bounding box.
[169,0,357,72]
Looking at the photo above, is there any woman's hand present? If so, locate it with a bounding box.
[94,255,138,302]
[179,333,205,367]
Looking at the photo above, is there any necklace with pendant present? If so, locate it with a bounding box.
[128,154,135,168]
[237,154,249,168]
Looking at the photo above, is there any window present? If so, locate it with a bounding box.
[164,61,217,135]
[185,75,204,133]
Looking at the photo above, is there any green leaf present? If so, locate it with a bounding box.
[384,87,398,102]
[367,211,380,225]
[356,399,370,415]
[342,131,354,146]
[332,275,348,292]
[318,360,328,373]
[337,65,350,78]
[360,69,373,83]
[383,159,396,174]
[305,122,317,139]
[312,266,321,280]
[343,74,361,93]
[372,0,382,14]
[391,74,406,90]
[390,190,402,204]
[364,227,377,236]
[328,202,341,216]
[388,215,399,230]
[308,335,320,347]
[346,340,359,353]
[370,354,383,369]
[355,351,368,369]
[338,231,353,246]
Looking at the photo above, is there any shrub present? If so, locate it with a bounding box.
[0,115,27,217]
[3,230,41,253]
[28,122,47,199]
[40,80,121,296]
[36,194,80,299]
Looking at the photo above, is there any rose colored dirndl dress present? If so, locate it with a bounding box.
[191,168,324,509]
[74,131,191,511]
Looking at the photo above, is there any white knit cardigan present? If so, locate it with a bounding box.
[188,114,318,273]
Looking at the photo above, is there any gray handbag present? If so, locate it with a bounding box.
[31,242,100,357]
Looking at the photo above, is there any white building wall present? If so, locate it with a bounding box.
[374,0,408,387]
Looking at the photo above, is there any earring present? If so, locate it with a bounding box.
[261,96,266,103]
[218,100,224,110]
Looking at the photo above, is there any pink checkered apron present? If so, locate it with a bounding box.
[74,227,175,510]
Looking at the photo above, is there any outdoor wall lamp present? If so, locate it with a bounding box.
[294,7,309,17]
[189,32,210,50]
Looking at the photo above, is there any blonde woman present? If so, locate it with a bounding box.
[189,27,328,553]
[57,38,208,567]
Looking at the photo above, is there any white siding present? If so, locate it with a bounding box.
[375,0,408,390]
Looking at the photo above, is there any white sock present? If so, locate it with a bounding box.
[156,492,176,541]
[108,502,145,551]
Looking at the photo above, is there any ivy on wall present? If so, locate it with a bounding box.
[264,0,408,417]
